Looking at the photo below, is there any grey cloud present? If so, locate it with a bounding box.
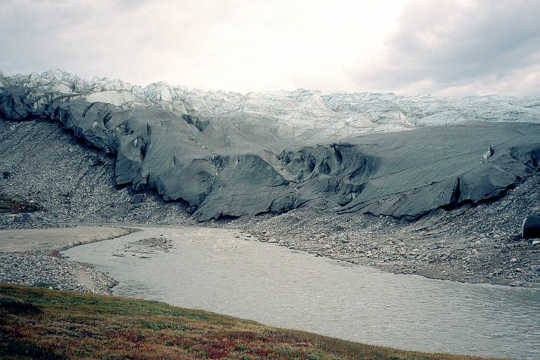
[352,0,540,95]
[0,0,158,77]
[0,0,283,87]
[1,0,539,95]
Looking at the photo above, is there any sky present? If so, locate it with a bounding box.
[1,0,539,96]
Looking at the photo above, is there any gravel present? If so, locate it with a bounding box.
[0,119,192,229]
[0,251,117,294]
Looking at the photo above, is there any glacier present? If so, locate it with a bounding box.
[2,69,540,139]
[1,70,539,221]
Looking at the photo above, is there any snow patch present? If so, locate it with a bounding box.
[85,91,137,107]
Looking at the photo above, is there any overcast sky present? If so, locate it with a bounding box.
[1,0,539,95]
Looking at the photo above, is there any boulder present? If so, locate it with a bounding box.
[131,194,146,204]
[522,216,540,240]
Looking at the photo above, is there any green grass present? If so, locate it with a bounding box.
[0,283,504,360]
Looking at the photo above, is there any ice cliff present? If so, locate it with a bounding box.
[1,70,539,220]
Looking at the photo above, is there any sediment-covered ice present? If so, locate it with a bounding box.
[1,70,539,221]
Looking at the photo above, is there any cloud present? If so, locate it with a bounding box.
[350,0,540,95]
[0,0,406,91]
[0,1,144,75]
[1,0,539,95]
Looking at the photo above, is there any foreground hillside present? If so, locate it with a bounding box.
[0,284,499,360]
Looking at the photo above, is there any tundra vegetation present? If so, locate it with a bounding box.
[0,284,500,360]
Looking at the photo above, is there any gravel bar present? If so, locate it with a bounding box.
[0,252,117,294]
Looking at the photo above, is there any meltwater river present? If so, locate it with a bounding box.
[63,227,539,359]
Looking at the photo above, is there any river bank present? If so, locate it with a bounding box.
[1,283,500,360]
[62,226,540,359]
[231,174,540,288]
[1,225,538,357]
[1,202,539,291]
[0,226,137,294]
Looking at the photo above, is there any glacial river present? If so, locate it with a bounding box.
[63,226,540,359]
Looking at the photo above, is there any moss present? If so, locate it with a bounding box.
[0,297,42,316]
[0,340,66,360]
[0,283,501,360]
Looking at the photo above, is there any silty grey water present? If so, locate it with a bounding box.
[63,227,540,359]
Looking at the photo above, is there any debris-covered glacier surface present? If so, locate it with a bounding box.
[1,70,539,221]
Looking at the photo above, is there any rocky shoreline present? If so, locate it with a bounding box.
[231,174,540,288]
[0,204,538,298]
[0,226,138,294]
[0,251,117,294]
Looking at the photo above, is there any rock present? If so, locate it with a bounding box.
[522,216,540,240]
[131,193,146,204]
[482,145,494,161]
[14,213,31,223]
